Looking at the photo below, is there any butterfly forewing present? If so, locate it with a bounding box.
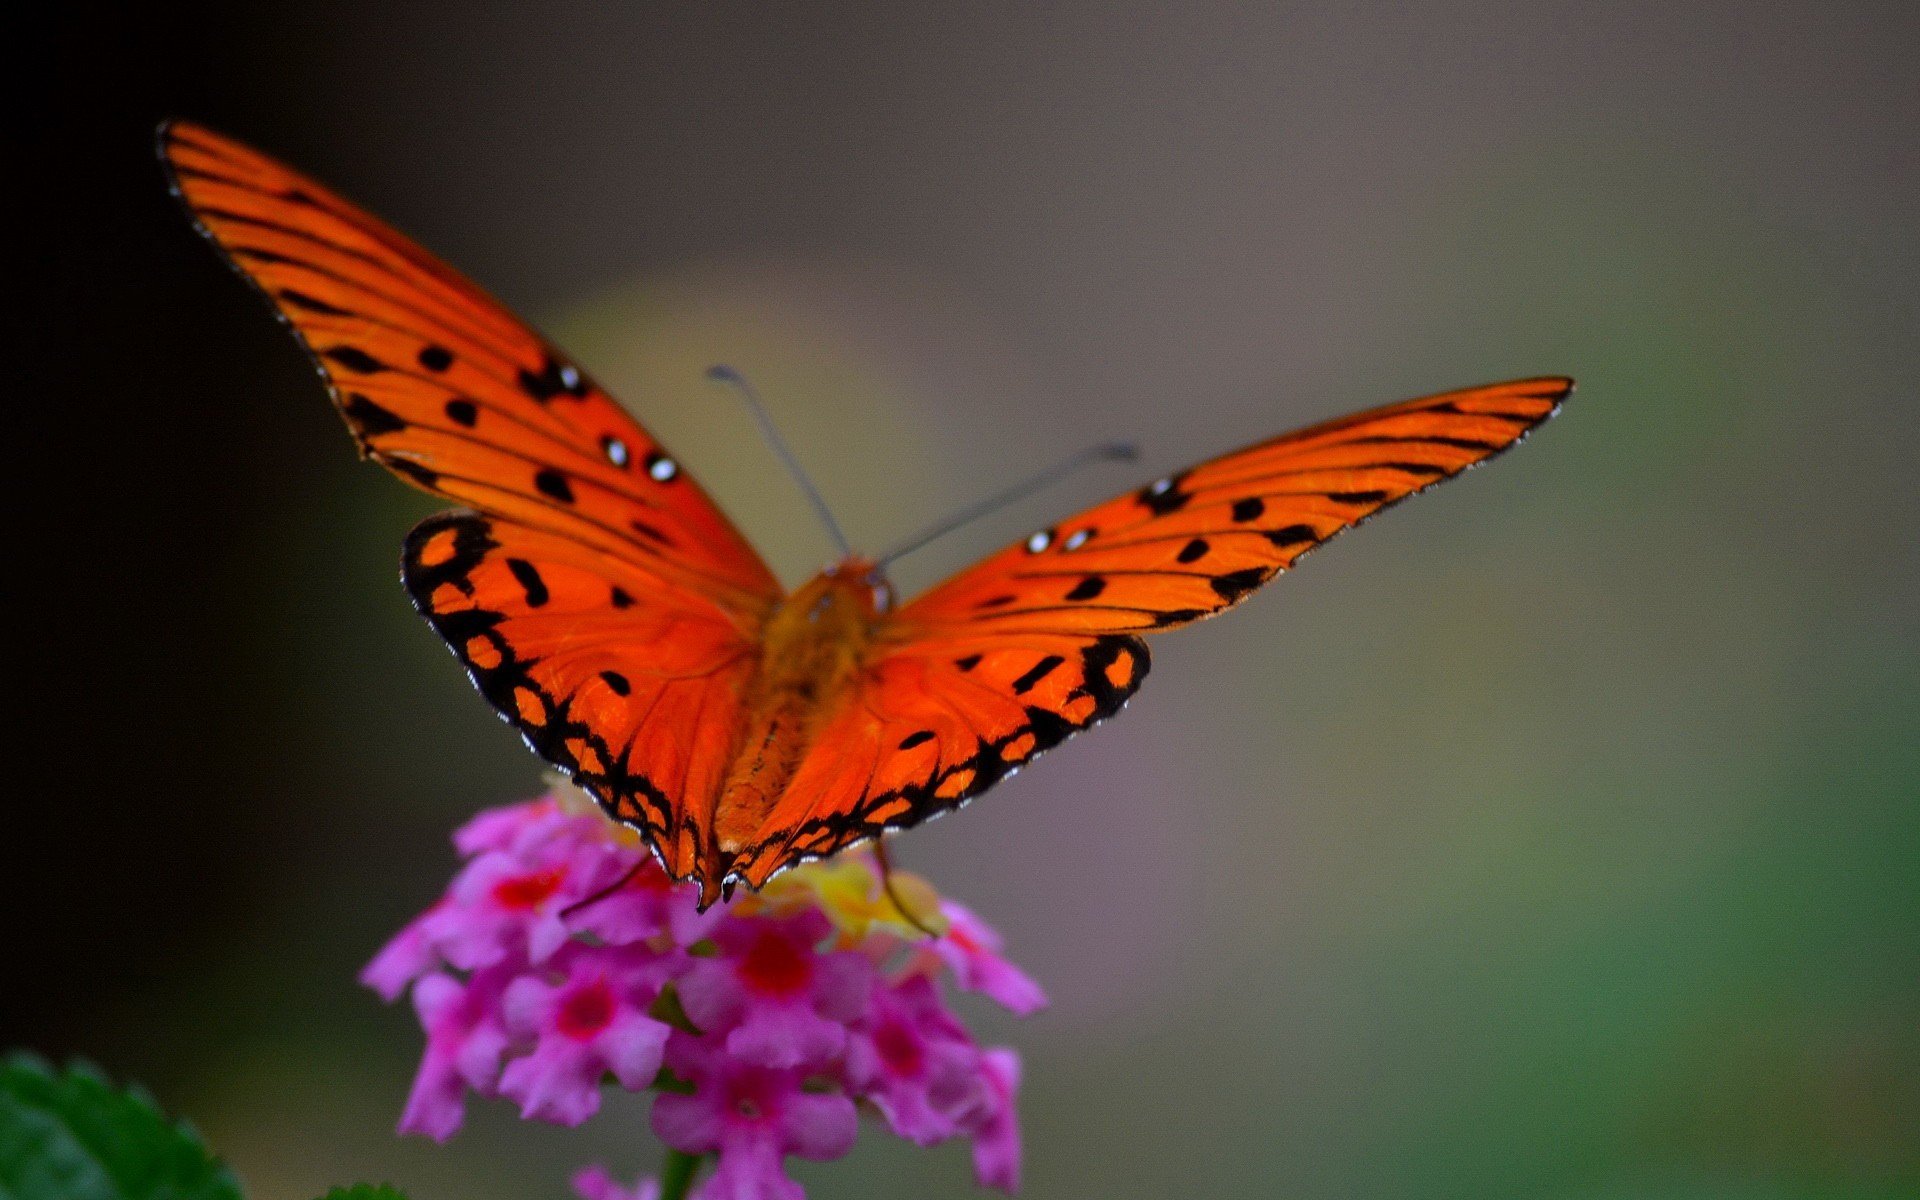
[161,121,779,610]
[896,378,1570,634]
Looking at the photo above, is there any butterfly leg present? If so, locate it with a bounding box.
[872,837,940,939]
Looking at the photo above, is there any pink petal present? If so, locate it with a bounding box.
[650,1089,726,1155]
[571,1166,660,1200]
[967,1048,1023,1192]
[597,1010,672,1090]
[360,906,443,1001]
[724,1005,847,1071]
[500,1040,604,1126]
[397,1046,467,1142]
[695,1145,803,1200]
[779,1090,859,1161]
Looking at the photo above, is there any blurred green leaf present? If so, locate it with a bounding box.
[0,1051,243,1200]
[313,1187,411,1200]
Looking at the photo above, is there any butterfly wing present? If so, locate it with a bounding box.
[164,123,783,865]
[160,121,778,610]
[729,378,1570,885]
[404,513,757,878]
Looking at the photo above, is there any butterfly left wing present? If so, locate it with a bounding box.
[728,377,1570,886]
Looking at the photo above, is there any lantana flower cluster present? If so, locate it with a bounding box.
[363,788,1044,1200]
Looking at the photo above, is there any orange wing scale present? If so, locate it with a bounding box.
[167,121,1568,904]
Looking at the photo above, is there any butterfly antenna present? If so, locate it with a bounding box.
[559,860,646,918]
[875,440,1138,568]
[707,364,852,558]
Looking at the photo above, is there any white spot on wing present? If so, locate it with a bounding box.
[1025,530,1052,553]
[1064,529,1091,550]
[605,437,630,467]
[649,457,678,481]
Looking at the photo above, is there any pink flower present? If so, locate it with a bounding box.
[845,975,986,1145]
[676,910,872,1070]
[915,900,1048,1016]
[398,964,515,1140]
[572,1166,659,1200]
[498,946,676,1125]
[368,790,1040,1197]
[651,1032,857,1200]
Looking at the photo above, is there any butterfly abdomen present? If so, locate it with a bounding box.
[705,562,885,895]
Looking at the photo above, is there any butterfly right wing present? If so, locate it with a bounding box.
[404,512,758,877]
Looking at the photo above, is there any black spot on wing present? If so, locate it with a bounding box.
[323,345,386,374]
[1210,567,1269,601]
[444,398,479,427]
[898,729,935,750]
[610,585,635,609]
[1325,489,1389,505]
[1266,524,1317,549]
[387,457,440,487]
[1231,497,1265,522]
[279,288,351,316]
[1010,654,1066,695]
[954,654,982,672]
[417,345,454,372]
[519,354,588,402]
[505,557,550,607]
[1137,474,1193,516]
[1065,577,1107,601]
[342,393,407,437]
[599,670,632,696]
[534,469,575,504]
[1177,538,1209,564]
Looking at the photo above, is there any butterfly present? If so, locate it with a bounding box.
[163,121,1569,908]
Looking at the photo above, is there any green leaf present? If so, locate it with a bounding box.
[313,1187,410,1200]
[0,1051,243,1200]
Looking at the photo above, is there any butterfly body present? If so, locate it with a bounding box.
[712,560,889,887]
[163,121,1569,909]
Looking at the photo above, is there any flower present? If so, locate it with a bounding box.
[366,788,1044,1197]
[499,945,677,1124]
[675,910,872,1070]
[651,1031,858,1200]
[845,974,989,1145]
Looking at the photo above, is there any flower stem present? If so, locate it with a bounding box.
[658,1148,704,1200]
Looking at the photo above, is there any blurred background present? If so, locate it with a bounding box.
[12,3,1918,1197]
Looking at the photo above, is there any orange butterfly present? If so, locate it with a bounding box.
[163,122,1570,908]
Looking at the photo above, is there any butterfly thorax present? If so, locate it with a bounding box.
[708,558,890,883]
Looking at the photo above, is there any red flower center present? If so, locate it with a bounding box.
[556,979,616,1040]
[491,867,566,910]
[738,929,814,998]
[874,1018,924,1079]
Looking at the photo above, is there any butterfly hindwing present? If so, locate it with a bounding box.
[730,633,1148,887]
[403,512,758,877]
[161,121,778,610]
